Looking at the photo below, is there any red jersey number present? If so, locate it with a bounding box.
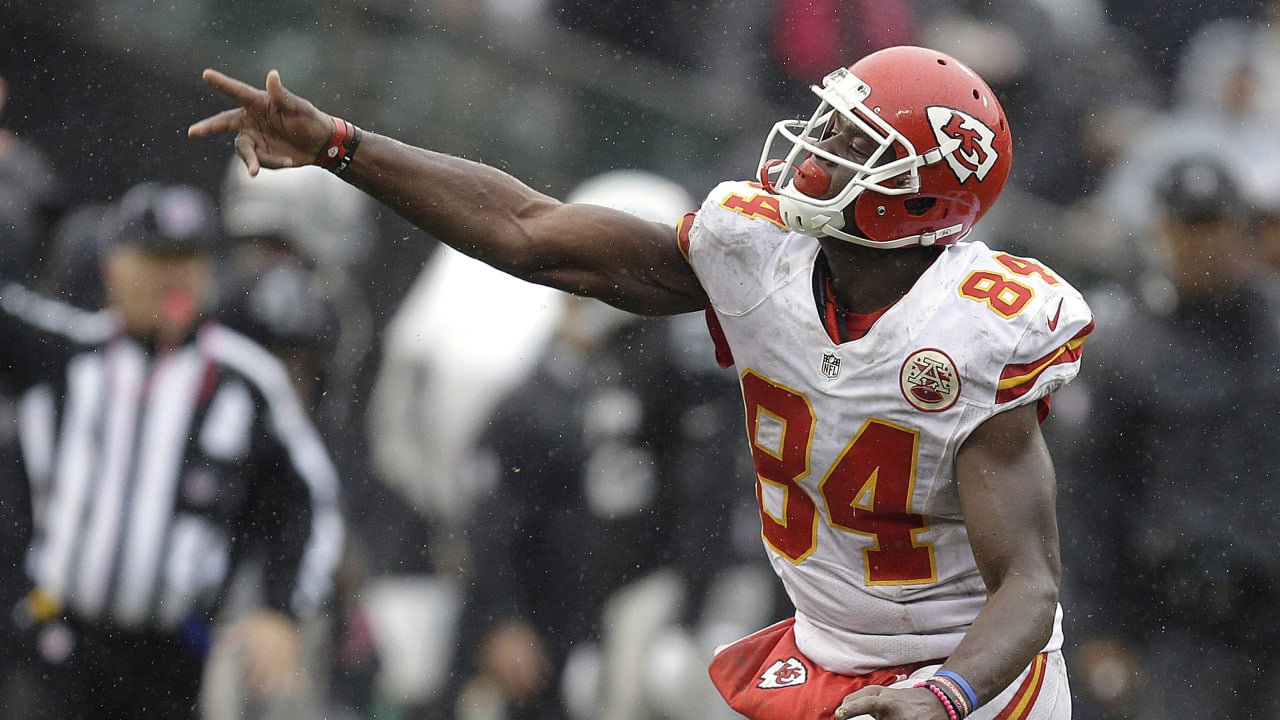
[960,252,1063,318]
[742,371,936,585]
[721,190,788,230]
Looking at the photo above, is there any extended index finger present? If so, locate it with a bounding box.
[199,68,267,106]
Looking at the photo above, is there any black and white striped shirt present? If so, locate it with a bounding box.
[1,283,344,630]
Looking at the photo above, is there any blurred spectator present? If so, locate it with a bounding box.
[447,297,666,720]
[367,173,698,719]
[0,71,65,715]
[0,181,345,719]
[362,176,582,718]
[1171,0,1280,265]
[0,72,63,283]
[220,159,426,717]
[33,202,111,310]
[219,159,378,430]
[916,0,1158,206]
[1174,6,1280,120]
[450,304,785,720]
[1051,155,1280,719]
[445,170,784,720]
[368,245,566,533]
[367,170,696,531]
[764,0,916,109]
[1080,0,1280,292]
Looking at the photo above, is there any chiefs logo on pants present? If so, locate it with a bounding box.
[708,619,930,720]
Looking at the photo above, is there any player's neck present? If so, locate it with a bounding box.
[819,240,943,314]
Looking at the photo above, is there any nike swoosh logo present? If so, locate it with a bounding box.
[1047,298,1063,331]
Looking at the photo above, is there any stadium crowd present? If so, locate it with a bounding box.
[3,0,1280,718]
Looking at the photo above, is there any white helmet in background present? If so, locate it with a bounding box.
[221,158,375,267]
[565,169,695,224]
[562,170,696,346]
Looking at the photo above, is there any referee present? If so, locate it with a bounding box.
[1,182,345,718]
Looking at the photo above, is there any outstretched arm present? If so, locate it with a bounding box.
[188,69,707,315]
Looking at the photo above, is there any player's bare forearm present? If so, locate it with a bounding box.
[840,578,1058,720]
[939,567,1058,698]
[341,132,705,313]
[343,133,581,283]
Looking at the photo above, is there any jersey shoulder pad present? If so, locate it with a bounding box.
[686,182,797,314]
[693,181,791,248]
[958,246,1094,407]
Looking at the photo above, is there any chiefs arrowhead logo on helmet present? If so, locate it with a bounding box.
[927,106,1000,184]
[756,46,1014,249]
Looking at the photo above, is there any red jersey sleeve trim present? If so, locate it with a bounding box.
[705,306,735,369]
[678,209,732,368]
[677,211,697,263]
[995,318,1094,405]
[992,653,1049,720]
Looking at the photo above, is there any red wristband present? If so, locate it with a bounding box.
[315,115,362,175]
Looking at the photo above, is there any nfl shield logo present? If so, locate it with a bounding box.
[821,352,841,379]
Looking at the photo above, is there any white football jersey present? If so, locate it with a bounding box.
[679,181,1093,675]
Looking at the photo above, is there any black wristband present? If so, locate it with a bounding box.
[330,125,361,175]
[926,677,972,718]
[315,116,362,175]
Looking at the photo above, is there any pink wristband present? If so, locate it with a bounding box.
[915,681,959,720]
[929,674,974,716]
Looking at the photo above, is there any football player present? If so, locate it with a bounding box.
[190,45,1093,720]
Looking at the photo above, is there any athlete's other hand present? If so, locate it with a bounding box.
[218,608,305,701]
[834,684,947,720]
[478,619,554,705]
[188,69,333,176]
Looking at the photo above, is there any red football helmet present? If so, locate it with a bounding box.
[758,45,1013,249]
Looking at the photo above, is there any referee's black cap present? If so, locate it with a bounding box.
[103,182,218,254]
